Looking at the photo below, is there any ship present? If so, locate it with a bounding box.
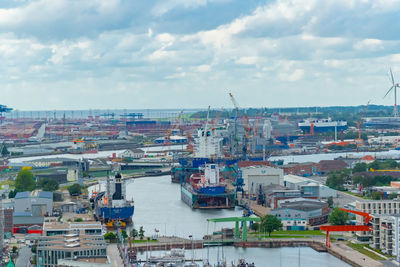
[298,118,347,133]
[93,173,134,223]
[363,116,400,128]
[181,164,235,209]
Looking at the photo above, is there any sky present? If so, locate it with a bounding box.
[1,0,400,111]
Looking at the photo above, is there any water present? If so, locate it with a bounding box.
[125,175,243,239]
[270,149,400,164]
[91,175,350,266]
[137,247,350,267]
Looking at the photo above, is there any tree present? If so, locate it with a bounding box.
[327,196,334,207]
[328,207,349,225]
[12,246,18,254]
[104,232,117,241]
[74,218,83,222]
[372,191,382,200]
[139,226,145,240]
[1,143,9,157]
[67,184,82,196]
[389,192,398,200]
[353,163,367,173]
[37,178,59,191]
[250,222,260,231]
[131,228,138,240]
[121,230,128,240]
[326,172,345,190]
[8,190,17,199]
[260,215,282,237]
[15,170,35,192]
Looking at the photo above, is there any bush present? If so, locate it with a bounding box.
[68,184,82,196]
[15,170,35,192]
[104,232,117,241]
[37,178,59,191]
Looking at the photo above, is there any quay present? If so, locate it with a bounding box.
[127,237,384,267]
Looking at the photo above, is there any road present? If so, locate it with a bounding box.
[107,243,124,267]
[16,246,31,267]
[335,191,364,207]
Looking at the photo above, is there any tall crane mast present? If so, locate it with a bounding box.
[229,92,250,160]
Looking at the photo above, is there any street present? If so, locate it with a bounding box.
[15,246,31,267]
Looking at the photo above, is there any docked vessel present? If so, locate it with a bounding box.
[181,164,235,209]
[93,173,134,223]
[298,118,347,133]
[363,116,400,128]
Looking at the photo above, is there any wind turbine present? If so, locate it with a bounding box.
[384,68,400,117]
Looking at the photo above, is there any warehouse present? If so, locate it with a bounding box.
[241,166,284,192]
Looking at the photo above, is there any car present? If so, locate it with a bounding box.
[337,237,345,241]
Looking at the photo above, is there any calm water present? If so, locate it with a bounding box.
[93,175,351,266]
[137,247,350,267]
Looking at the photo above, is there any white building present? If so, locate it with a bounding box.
[194,128,223,158]
[241,166,284,191]
[117,149,145,159]
[284,174,337,198]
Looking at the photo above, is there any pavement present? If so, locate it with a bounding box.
[15,246,31,267]
[332,242,384,267]
[107,243,125,267]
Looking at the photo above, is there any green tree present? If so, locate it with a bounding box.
[139,226,145,240]
[389,192,398,200]
[1,143,9,157]
[372,191,382,200]
[104,232,117,241]
[121,230,128,240]
[12,246,18,254]
[250,222,260,231]
[131,228,138,240]
[353,163,367,173]
[8,189,17,199]
[37,178,59,191]
[326,172,345,190]
[327,196,334,207]
[67,184,82,196]
[74,218,83,222]
[15,170,35,192]
[328,207,349,225]
[260,215,282,237]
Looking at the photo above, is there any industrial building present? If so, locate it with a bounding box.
[270,198,330,229]
[241,166,284,192]
[283,174,337,198]
[43,221,103,236]
[14,191,53,216]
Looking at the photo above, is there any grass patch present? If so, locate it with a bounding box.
[347,242,386,261]
[250,230,324,237]
[132,239,158,243]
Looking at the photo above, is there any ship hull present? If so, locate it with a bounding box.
[299,125,347,133]
[95,206,134,222]
[181,184,235,209]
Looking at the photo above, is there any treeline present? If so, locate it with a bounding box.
[326,160,400,190]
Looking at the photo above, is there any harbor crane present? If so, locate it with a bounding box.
[355,100,370,146]
[229,92,251,160]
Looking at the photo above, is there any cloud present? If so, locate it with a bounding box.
[0,0,400,110]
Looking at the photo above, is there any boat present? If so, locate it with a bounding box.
[363,116,400,128]
[298,118,347,133]
[181,164,235,209]
[93,173,134,223]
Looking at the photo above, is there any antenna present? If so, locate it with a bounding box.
[384,68,400,117]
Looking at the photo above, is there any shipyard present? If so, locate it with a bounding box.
[1,1,400,267]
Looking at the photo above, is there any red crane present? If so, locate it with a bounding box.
[320,208,371,247]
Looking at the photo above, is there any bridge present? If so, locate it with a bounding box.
[207,217,261,241]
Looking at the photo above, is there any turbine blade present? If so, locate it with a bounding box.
[390,68,395,85]
[384,86,394,98]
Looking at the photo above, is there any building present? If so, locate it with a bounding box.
[356,200,400,241]
[3,208,13,238]
[371,215,394,256]
[270,198,330,229]
[318,160,348,174]
[14,191,53,216]
[42,221,103,236]
[241,166,284,191]
[283,174,337,198]
[37,221,107,267]
[117,149,145,159]
[280,162,320,177]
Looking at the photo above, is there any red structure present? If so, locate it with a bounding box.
[320,208,371,247]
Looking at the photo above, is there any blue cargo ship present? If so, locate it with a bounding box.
[93,173,134,223]
[298,118,347,133]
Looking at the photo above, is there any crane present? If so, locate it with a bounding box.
[229,92,251,160]
[355,100,370,146]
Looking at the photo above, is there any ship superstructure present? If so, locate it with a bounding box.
[93,173,134,223]
[298,118,347,133]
